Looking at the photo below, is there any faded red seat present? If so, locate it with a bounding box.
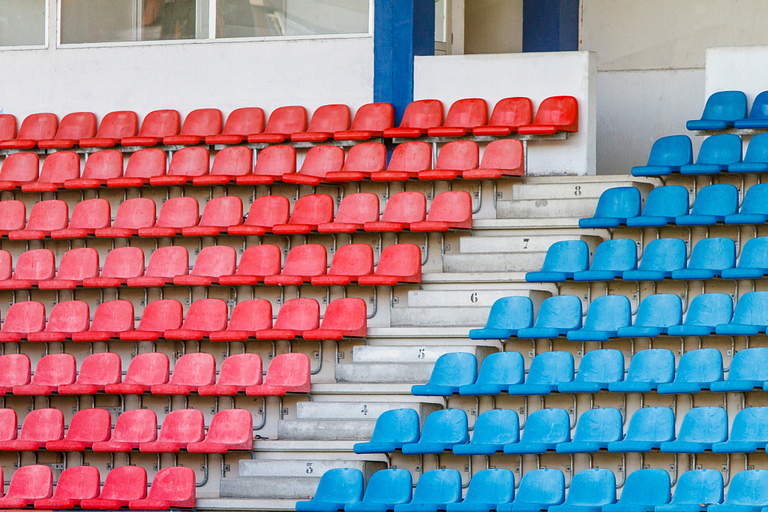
[292,104,351,142]
[263,244,327,286]
[335,103,395,140]
[51,198,111,239]
[151,353,216,395]
[105,353,170,394]
[304,297,367,340]
[418,140,478,180]
[428,98,487,137]
[150,147,209,186]
[0,152,39,189]
[173,245,237,286]
[236,144,296,186]
[0,465,52,508]
[79,111,140,148]
[164,108,222,146]
[198,354,263,394]
[0,114,16,142]
[38,248,99,289]
[473,97,533,136]
[206,107,265,145]
[122,110,181,146]
[127,246,188,287]
[96,198,156,238]
[246,352,311,396]
[0,355,31,395]
[0,113,57,150]
[187,409,253,452]
[164,299,229,340]
[256,298,320,340]
[208,300,272,342]
[128,466,196,510]
[228,195,290,236]
[0,302,46,342]
[248,106,307,144]
[38,112,97,149]
[272,194,335,234]
[139,409,205,453]
[0,250,55,290]
[383,99,443,138]
[370,141,431,182]
[9,200,68,240]
[281,145,344,186]
[80,466,147,510]
[326,142,387,182]
[138,197,199,238]
[0,251,10,282]
[358,243,422,286]
[27,301,89,342]
[318,193,379,233]
[71,300,135,341]
[64,150,123,189]
[218,245,282,286]
[34,466,100,510]
[182,196,243,237]
[107,148,166,187]
[311,244,374,286]
[410,190,473,231]
[58,353,122,394]
[462,139,524,179]
[193,146,253,186]
[0,201,25,235]
[83,247,145,288]
[0,408,64,449]
[92,409,157,452]
[518,96,579,134]
[0,409,16,441]
[22,151,80,193]
[364,192,426,232]
[120,300,182,342]
[45,408,111,451]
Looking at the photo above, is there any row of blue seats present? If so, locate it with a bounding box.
[688,90,768,131]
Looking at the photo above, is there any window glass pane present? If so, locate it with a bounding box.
[0,0,46,47]
[435,0,446,43]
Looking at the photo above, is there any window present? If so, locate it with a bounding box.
[0,0,46,48]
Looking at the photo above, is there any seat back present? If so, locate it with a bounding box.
[728,347,768,382]
[581,295,631,331]
[0,114,16,140]
[263,352,311,388]
[167,147,209,177]
[32,354,77,386]
[226,300,272,332]
[349,103,394,132]
[6,465,53,500]
[589,239,637,272]
[2,302,45,335]
[722,470,768,506]
[695,134,742,165]
[0,354,31,389]
[564,469,616,506]
[462,469,513,505]
[633,294,683,327]
[253,145,296,178]
[97,466,147,501]
[145,466,196,503]
[572,408,623,443]
[144,246,189,280]
[739,184,768,215]
[671,469,723,505]
[689,184,739,216]
[743,132,768,163]
[138,110,180,137]
[381,192,427,223]
[387,141,432,172]
[235,245,282,279]
[411,469,461,505]
[169,353,215,387]
[374,243,421,281]
[592,187,642,221]
[479,139,524,173]
[476,352,525,387]
[204,409,253,446]
[17,113,58,140]
[641,185,690,218]
[0,200,25,233]
[222,107,264,136]
[646,135,693,166]
[157,409,205,443]
[38,151,80,184]
[13,249,55,281]
[532,295,583,330]
[76,352,122,386]
[730,292,768,328]
[298,145,345,178]
[216,354,263,387]
[519,409,571,444]
[181,299,228,332]
[26,200,68,231]
[273,299,320,331]
[179,108,222,137]
[361,469,411,506]
[68,198,111,230]
[342,142,387,173]
[677,407,728,443]
[64,408,111,443]
[426,190,472,226]
[617,469,670,507]
[527,351,574,386]
[637,238,687,272]
[488,97,533,127]
[531,96,578,129]
[698,91,748,123]
[281,245,327,278]
[124,148,166,179]
[471,409,519,446]
[326,243,374,277]
[45,300,89,333]
[482,296,534,332]
[442,98,487,129]
[191,246,237,278]
[306,104,350,133]
[100,247,144,280]
[81,150,122,180]
[369,409,420,445]
[310,468,363,505]
[155,197,199,229]
[264,106,307,134]
[123,353,170,386]
[199,196,243,228]
[426,352,477,388]
[112,198,156,230]
[244,195,291,228]
[19,408,64,442]
[112,409,157,443]
[0,251,10,280]
[137,300,183,332]
[673,348,724,385]
[288,194,335,225]
[434,141,479,171]
[684,293,733,328]
[729,407,768,443]
[574,349,624,384]
[52,466,100,500]
[624,349,675,385]
[334,193,379,225]
[624,407,675,443]
[210,146,252,178]
[54,112,97,140]
[95,111,138,139]
[539,240,589,273]
[514,469,565,507]
[54,248,99,282]
[398,100,444,130]
[319,298,367,333]
[0,153,39,182]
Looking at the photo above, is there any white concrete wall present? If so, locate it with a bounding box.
[414,51,596,176]
[705,45,768,102]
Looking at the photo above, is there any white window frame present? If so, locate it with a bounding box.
[0,0,49,51]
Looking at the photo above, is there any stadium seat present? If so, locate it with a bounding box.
[722,238,768,279]
[83,248,145,288]
[735,91,768,129]
[657,348,724,395]
[150,146,209,186]
[64,149,123,189]
[0,355,31,394]
[353,409,420,454]
[172,245,237,286]
[272,194,335,234]
[0,114,15,141]
[572,238,637,281]
[9,199,68,240]
[151,352,216,395]
[138,197,199,237]
[318,193,379,233]
[384,100,444,138]
[122,110,181,146]
[555,409,623,454]
[655,470,723,512]
[459,352,525,395]
[0,201,25,236]
[128,466,196,510]
[198,353,263,394]
[558,349,624,393]
[228,195,291,236]
[660,407,727,453]
[418,140,478,181]
[92,409,157,452]
[503,408,571,454]
[107,148,166,187]
[729,134,768,175]
[469,296,534,340]
[292,104,351,142]
[607,349,675,393]
[427,98,487,137]
[411,352,478,396]
[709,347,768,391]
[245,352,311,395]
[303,297,368,339]
[370,141,432,181]
[345,468,412,512]
[255,298,320,340]
[671,238,735,280]
[0,250,54,289]
[525,240,589,282]
[464,138,525,179]
[186,408,254,452]
[12,354,75,395]
[364,192,427,232]
[667,293,733,337]
[445,469,514,512]
[334,102,395,140]
[21,151,80,193]
[38,248,99,289]
[395,469,462,512]
[181,195,242,236]
[680,134,743,175]
[58,352,122,394]
[607,407,675,453]
[0,408,63,450]
[622,238,687,281]
[725,184,768,225]
[604,469,671,512]
[282,145,345,185]
[164,299,229,340]
[51,198,111,239]
[709,470,768,512]
[496,469,565,512]
[452,410,519,455]
[549,469,616,512]
[675,184,739,225]
[508,351,574,396]
[163,108,222,145]
[517,295,583,338]
[0,153,39,189]
[0,302,46,342]
[686,90,748,130]
[566,295,632,342]
[218,245,282,286]
[205,107,265,145]
[0,465,53,507]
[80,466,147,510]
[127,246,188,287]
[631,135,693,176]
[0,113,57,150]
[38,112,97,149]
[45,408,111,451]
[410,190,473,231]
[0,251,11,281]
[33,465,100,510]
[311,243,373,285]
[712,407,768,453]
[617,294,683,338]
[237,145,296,186]
[625,185,690,227]
[120,300,183,342]
[715,292,768,336]
[579,187,642,228]
[518,96,579,135]
[248,106,308,144]
[296,468,364,512]
[326,143,387,182]
[263,244,327,286]
[139,409,205,453]
[105,353,170,394]
[79,111,139,148]
[27,300,89,341]
[473,97,533,136]
[193,146,253,185]
[357,243,422,285]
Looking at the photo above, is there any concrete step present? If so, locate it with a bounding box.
[295,400,434,420]
[443,253,545,273]
[406,288,534,307]
[350,344,481,364]
[511,181,650,201]
[458,234,602,254]
[391,306,494,327]
[278,419,377,441]
[196,498,298,511]
[496,197,600,219]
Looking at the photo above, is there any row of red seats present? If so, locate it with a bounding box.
[0,464,194,510]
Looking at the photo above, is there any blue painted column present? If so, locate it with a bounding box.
[523,0,579,52]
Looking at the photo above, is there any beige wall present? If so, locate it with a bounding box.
[464,0,522,55]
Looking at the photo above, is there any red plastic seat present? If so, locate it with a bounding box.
[371,141,432,181]
[122,110,181,146]
[173,245,237,286]
[198,354,263,394]
[218,245,282,286]
[518,96,579,134]
[182,196,243,236]
[281,145,344,186]
[193,146,253,186]
[383,99,443,138]
[311,244,374,286]
[358,243,422,285]
[64,150,123,189]
[272,194,335,234]
[248,106,308,144]
[246,352,311,396]
[128,466,196,510]
[92,409,157,452]
[463,139,524,179]
[107,148,166,187]
[120,300,183,342]
[318,193,379,233]
[80,466,147,510]
[139,409,205,453]
[209,300,272,341]
[138,197,199,237]
[0,113,57,150]
[418,140,479,180]
[151,353,216,395]
[9,200,68,240]
[150,147,209,186]
[292,104,351,142]
[427,98,488,137]
[127,247,188,287]
[326,142,387,182]
[96,198,156,238]
[255,298,320,340]
[0,408,64,449]
[59,353,121,394]
[34,466,100,510]
[334,103,395,140]
[228,195,290,236]
[0,409,17,440]
[0,201,25,236]
[164,108,222,145]
[0,250,55,290]
[187,409,253,452]
[83,247,145,288]
[263,244,327,286]
[26,301,90,342]
[304,297,368,339]
[38,112,97,149]
[105,353,170,394]
[0,251,11,281]
[45,408,111,451]
[51,198,111,239]
[0,465,52,508]
[0,152,39,189]
[0,114,16,141]
[21,151,80,193]
[206,107,265,145]
[38,248,99,289]
[473,97,533,136]
[79,111,140,148]
[71,300,135,341]
[237,145,296,186]
[364,192,426,232]
[0,355,31,394]
[410,190,473,231]
[0,302,46,341]
[164,299,229,340]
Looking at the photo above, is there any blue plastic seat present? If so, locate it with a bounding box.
[680,134,743,175]
[573,239,637,282]
[517,296,582,339]
[710,347,768,392]
[608,349,675,393]
[412,353,477,396]
[354,409,420,454]
[394,469,462,512]
[725,185,768,225]
[453,410,519,456]
[674,184,739,225]
[459,352,525,396]
[659,407,727,453]
[667,294,733,337]
[631,135,693,177]
[558,349,624,393]
[345,469,413,512]
[607,407,675,453]
[601,469,671,512]
[497,469,565,512]
[445,469,514,512]
[722,237,768,279]
[549,469,616,512]
[525,241,589,283]
[401,409,469,455]
[712,407,768,454]
[469,297,534,340]
[735,91,768,130]
[708,470,768,512]
[556,408,623,454]
[507,351,574,396]
[617,294,682,338]
[566,295,632,342]
[655,469,723,512]
[715,292,768,337]
[579,187,641,229]
[626,186,689,228]
[670,238,735,280]
[729,133,768,172]
[503,409,570,455]
[296,468,365,512]
[622,238,687,281]
[686,90,748,130]
[657,348,724,394]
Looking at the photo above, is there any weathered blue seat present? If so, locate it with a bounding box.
[721,237,768,279]
[445,469,514,512]
[657,348,724,395]
[549,469,616,512]
[507,351,574,396]
[626,186,689,228]
[608,349,675,393]
[735,91,768,130]
[712,407,768,454]
[622,238,687,281]
[607,407,675,453]
[710,347,768,392]
[453,409,519,456]
[556,408,623,454]
[715,292,768,337]
[345,469,412,512]
[558,349,624,393]
[601,469,671,512]
[667,294,733,337]
[708,469,768,512]
[729,133,768,173]
[659,407,728,453]
[460,352,525,396]
[675,184,739,226]
[573,239,637,282]
[296,468,365,512]
[353,409,420,454]
[631,135,693,177]
[469,297,534,340]
[686,90,747,130]
[517,296,582,339]
[496,469,565,512]
[579,187,641,228]
[525,241,589,283]
[503,409,570,455]
[655,469,723,512]
[394,470,462,512]
[412,353,477,397]
[617,294,682,338]
[680,134,742,175]
[725,186,768,225]
[670,238,735,280]
[566,295,631,342]
[401,409,469,455]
